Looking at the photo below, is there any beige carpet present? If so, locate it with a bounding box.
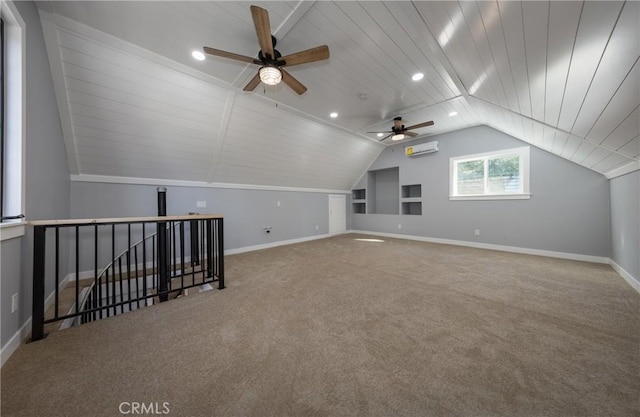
[2,233,639,416]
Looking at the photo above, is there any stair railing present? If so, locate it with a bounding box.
[30,214,224,341]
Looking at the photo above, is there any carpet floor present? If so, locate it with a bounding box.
[1,233,639,416]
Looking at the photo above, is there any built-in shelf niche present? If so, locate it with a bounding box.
[352,188,366,214]
[352,189,366,200]
[402,184,422,198]
[352,202,366,214]
[401,184,422,215]
[402,202,422,215]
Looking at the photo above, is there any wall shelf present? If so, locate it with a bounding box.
[352,202,366,214]
[402,184,422,198]
[401,184,422,215]
[352,189,366,214]
[402,202,422,215]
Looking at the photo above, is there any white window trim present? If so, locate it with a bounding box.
[1,1,26,241]
[449,146,530,201]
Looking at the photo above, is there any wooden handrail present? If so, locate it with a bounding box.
[29,214,223,227]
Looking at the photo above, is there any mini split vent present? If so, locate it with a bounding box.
[405,141,438,157]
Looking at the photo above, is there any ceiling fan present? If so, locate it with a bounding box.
[203,5,329,95]
[368,117,435,141]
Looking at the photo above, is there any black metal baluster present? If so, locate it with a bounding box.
[127,224,132,312]
[142,223,147,305]
[190,218,199,267]
[112,225,116,316]
[31,226,46,341]
[118,257,124,314]
[180,221,185,291]
[206,219,213,279]
[55,227,59,319]
[218,218,225,290]
[200,220,205,283]
[152,235,156,292]
[96,224,102,320]
[172,221,177,277]
[105,269,110,318]
[75,226,80,315]
[135,246,140,309]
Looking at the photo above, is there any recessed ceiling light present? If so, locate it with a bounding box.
[330,112,338,118]
[192,50,205,61]
[449,111,458,117]
[377,133,384,137]
[412,73,424,81]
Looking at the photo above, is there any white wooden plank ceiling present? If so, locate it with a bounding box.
[37,1,639,188]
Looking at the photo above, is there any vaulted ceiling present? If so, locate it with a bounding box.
[36,1,639,190]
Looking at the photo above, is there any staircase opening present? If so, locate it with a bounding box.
[30,188,225,341]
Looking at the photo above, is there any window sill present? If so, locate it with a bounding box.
[449,194,531,201]
[0,221,26,241]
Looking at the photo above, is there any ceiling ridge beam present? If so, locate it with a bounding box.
[410,1,469,97]
[207,91,236,183]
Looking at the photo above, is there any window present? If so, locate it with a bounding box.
[450,147,530,200]
[0,2,25,240]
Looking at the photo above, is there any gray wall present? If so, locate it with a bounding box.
[70,182,341,264]
[1,1,69,349]
[610,171,639,281]
[352,126,611,257]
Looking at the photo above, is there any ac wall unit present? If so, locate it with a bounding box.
[405,141,438,157]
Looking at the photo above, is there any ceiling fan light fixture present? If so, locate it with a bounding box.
[392,133,405,141]
[259,66,282,85]
[192,50,206,61]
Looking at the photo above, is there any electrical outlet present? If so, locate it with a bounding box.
[474,229,480,236]
[196,201,207,208]
[11,293,18,313]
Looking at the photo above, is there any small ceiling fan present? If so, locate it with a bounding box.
[203,5,329,95]
[368,117,435,141]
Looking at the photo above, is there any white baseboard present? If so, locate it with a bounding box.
[348,230,610,264]
[1,272,73,368]
[609,259,640,293]
[0,318,31,368]
[225,233,332,255]
[348,230,640,292]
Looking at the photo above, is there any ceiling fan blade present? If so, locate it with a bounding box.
[250,5,274,59]
[281,69,307,95]
[405,120,435,130]
[379,134,393,142]
[279,45,330,67]
[405,131,418,137]
[243,72,261,92]
[366,130,392,134]
[203,47,260,64]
